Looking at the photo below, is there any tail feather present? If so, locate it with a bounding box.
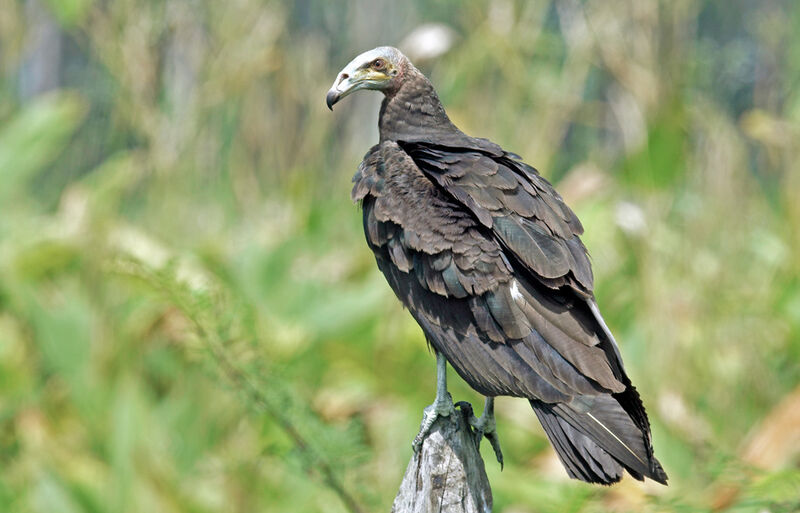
[533,401,624,483]
[531,397,668,485]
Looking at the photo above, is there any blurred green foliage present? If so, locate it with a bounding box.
[1,0,799,512]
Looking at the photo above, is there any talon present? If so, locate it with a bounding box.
[485,430,504,469]
[412,392,455,452]
[461,397,504,468]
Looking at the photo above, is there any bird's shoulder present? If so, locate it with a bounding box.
[352,141,512,298]
[398,139,594,295]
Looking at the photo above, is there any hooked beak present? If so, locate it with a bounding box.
[326,88,340,110]
[326,66,390,110]
[326,72,356,110]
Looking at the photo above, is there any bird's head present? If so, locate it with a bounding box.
[326,46,406,110]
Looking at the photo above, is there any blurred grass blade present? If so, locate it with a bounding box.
[42,0,94,26]
[0,92,87,206]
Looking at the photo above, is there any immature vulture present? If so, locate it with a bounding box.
[327,46,667,485]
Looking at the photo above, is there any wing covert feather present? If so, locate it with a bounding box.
[404,142,594,294]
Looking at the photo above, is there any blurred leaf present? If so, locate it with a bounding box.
[741,385,800,470]
[32,474,82,513]
[43,0,94,26]
[0,93,88,206]
[621,104,687,189]
[27,285,91,381]
[13,240,82,282]
[109,378,137,512]
[746,470,800,509]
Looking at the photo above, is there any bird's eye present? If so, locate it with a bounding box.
[372,59,386,70]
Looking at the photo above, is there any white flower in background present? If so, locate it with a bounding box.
[400,24,457,62]
[614,201,647,236]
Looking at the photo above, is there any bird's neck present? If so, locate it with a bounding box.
[378,68,459,143]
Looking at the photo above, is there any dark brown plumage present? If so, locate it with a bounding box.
[329,46,667,485]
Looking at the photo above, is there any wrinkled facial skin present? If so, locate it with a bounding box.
[326,47,401,109]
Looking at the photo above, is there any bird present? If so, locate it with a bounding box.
[326,46,667,485]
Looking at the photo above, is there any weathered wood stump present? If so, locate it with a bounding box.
[392,403,492,513]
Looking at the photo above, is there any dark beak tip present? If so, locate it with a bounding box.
[326,90,339,111]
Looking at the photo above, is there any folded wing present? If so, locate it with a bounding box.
[353,141,666,484]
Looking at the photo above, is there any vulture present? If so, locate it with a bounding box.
[326,46,667,485]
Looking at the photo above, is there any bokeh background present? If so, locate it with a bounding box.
[1,0,799,511]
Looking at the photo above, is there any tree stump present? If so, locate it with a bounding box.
[392,403,493,513]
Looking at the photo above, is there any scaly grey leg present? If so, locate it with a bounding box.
[412,351,455,451]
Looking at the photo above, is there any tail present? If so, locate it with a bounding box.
[530,389,668,485]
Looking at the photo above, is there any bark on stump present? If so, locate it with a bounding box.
[392,403,492,513]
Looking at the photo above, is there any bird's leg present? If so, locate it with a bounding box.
[412,350,455,451]
[464,396,504,468]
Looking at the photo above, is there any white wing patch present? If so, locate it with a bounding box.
[510,279,523,302]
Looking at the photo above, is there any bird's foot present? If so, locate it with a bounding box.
[457,400,504,469]
[412,392,455,452]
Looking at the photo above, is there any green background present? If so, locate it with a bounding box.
[1,0,799,511]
